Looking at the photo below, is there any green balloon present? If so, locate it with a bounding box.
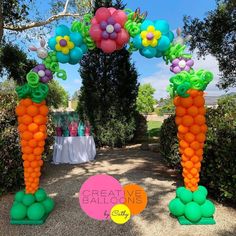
[201,200,215,217]
[12,201,19,207]
[193,190,207,205]
[22,194,35,206]
[42,198,55,214]
[15,191,25,202]
[185,202,202,223]
[169,198,185,217]
[10,203,27,220]
[176,187,186,198]
[198,186,208,196]
[27,203,45,220]
[179,188,193,204]
[35,189,47,202]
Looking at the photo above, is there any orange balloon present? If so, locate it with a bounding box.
[187,173,193,179]
[184,147,194,157]
[34,132,45,141]
[194,162,201,169]
[39,105,49,116]
[177,133,185,140]
[33,147,44,155]
[30,161,39,168]
[194,115,206,125]
[187,89,198,97]
[28,139,38,148]
[17,117,24,124]
[180,140,189,148]
[193,96,205,107]
[23,161,30,168]
[27,154,35,161]
[22,154,28,161]
[21,131,33,141]
[182,115,194,127]
[200,124,208,133]
[173,96,181,106]
[38,140,45,147]
[189,125,201,135]
[175,116,182,125]
[34,167,41,172]
[35,156,41,161]
[28,123,39,133]
[180,97,193,108]
[39,125,47,132]
[22,146,33,154]
[27,105,39,116]
[20,140,28,147]
[31,172,38,178]
[182,154,190,162]
[24,172,30,178]
[18,124,27,132]
[187,106,198,116]
[22,115,33,125]
[38,160,44,166]
[195,149,203,157]
[178,125,188,134]
[198,107,206,115]
[184,178,190,183]
[196,133,206,143]
[191,155,200,163]
[184,132,195,143]
[15,106,26,116]
[33,115,45,125]
[20,98,32,107]
[176,107,186,116]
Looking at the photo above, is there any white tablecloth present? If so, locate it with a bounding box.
[52,136,96,164]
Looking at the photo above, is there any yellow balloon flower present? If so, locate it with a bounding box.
[55,36,75,54]
[140,26,162,48]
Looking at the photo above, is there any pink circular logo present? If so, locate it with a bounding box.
[79,174,125,220]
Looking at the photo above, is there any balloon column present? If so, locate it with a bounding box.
[11,7,215,225]
[165,29,216,225]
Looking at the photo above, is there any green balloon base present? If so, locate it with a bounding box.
[10,188,55,225]
[10,213,49,225]
[169,186,216,225]
[177,216,215,225]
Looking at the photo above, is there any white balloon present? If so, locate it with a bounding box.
[179,60,186,68]
[38,70,45,77]
[106,24,114,34]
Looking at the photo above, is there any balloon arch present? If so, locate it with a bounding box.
[11,7,215,225]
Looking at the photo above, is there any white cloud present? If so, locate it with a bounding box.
[140,52,236,99]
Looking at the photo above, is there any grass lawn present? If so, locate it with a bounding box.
[147,121,162,137]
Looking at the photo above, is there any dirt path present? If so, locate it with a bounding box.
[1,148,236,236]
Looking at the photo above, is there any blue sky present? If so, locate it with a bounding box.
[17,0,236,99]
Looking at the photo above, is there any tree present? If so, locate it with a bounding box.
[183,0,236,89]
[136,84,156,114]
[0,43,37,85]
[1,0,93,43]
[47,80,69,109]
[79,0,139,147]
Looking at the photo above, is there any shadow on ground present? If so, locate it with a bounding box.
[1,147,236,236]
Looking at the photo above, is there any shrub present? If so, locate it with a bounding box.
[0,93,23,194]
[160,95,236,204]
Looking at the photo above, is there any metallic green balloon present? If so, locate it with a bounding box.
[185,202,202,222]
[27,203,45,220]
[169,198,185,217]
[10,203,27,220]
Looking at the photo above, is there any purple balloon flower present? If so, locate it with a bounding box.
[170,58,194,74]
[32,64,53,83]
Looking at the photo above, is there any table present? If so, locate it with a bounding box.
[52,136,96,164]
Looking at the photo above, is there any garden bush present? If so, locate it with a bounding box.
[160,95,236,204]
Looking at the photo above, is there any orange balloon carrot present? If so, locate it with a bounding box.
[15,98,49,194]
[174,89,207,192]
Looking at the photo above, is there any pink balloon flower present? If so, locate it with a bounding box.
[89,7,130,53]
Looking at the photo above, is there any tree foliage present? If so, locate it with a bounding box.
[183,0,236,89]
[0,43,37,85]
[136,84,156,114]
[47,80,69,109]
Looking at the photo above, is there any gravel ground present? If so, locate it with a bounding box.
[1,147,236,236]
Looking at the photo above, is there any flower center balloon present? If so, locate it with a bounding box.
[38,70,45,77]
[106,24,115,34]
[59,39,67,47]
[179,60,186,68]
[146,32,154,40]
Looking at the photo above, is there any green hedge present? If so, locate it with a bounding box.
[160,95,236,204]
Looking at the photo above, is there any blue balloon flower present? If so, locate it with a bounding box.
[133,19,174,59]
[48,25,87,65]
